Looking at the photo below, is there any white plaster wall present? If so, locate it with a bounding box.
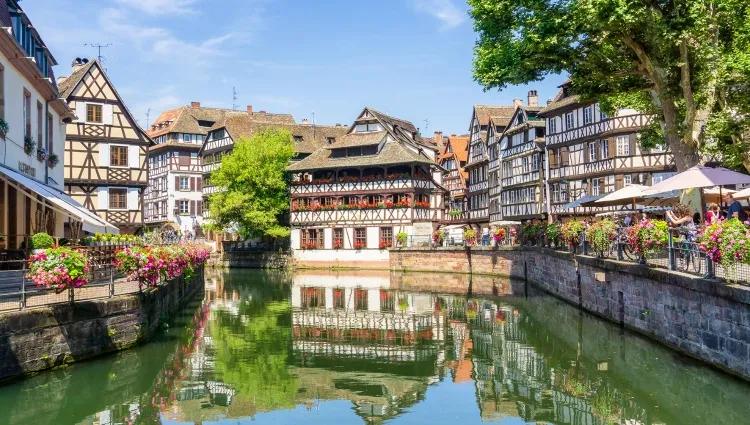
[366,227,380,249]
[292,248,389,263]
[323,227,333,249]
[290,228,301,249]
[292,273,390,289]
[0,51,66,191]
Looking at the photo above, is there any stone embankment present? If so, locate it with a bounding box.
[390,247,750,380]
[0,267,205,383]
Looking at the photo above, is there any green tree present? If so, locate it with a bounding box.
[469,0,750,171]
[206,129,295,238]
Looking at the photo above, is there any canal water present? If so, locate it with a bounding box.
[0,269,748,425]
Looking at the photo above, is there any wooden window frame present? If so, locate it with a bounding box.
[110,145,128,167]
[333,228,344,248]
[177,200,189,215]
[379,227,393,248]
[108,188,127,210]
[179,176,189,191]
[354,227,366,249]
[86,103,103,123]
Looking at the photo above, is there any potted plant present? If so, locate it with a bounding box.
[353,241,365,250]
[432,229,445,246]
[23,136,35,155]
[626,219,668,260]
[398,296,409,311]
[464,229,478,246]
[587,219,617,258]
[699,218,750,282]
[561,220,586,252]
[396,231,408,247]
[547,222,562,247]
[0,118,9,139]
[332,241,343,250]
[30,232,55,253]
[37,147,48,162]
[27,248,90,293]
[492,228,507,245]
[47,153,59,168]
[379,240,393,249]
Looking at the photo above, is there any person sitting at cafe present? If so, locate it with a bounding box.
[705,203,720,224]
[724,193,747,222]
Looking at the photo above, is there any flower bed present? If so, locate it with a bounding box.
[114,243,210,288]
[27,248,90,293]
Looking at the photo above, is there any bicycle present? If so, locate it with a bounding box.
[674,228,702,274]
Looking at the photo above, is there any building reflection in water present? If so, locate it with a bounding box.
[25,269,745,425]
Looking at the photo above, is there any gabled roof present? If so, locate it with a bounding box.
[473,105,516,127]
[148,106,235,138]
[327,131,387,149]
[286,138,436,172]
[349,107,436,151]
[58,59,152,143]
[439,136,469,162]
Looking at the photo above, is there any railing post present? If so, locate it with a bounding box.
[20,273,26,310]
[617,228,624,261]
[582,230,588,256]
[109,265,115,297]
[705,256,715,279]
[668,230,676,271]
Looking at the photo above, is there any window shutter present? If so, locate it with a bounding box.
[76,102,86,123]
[548,149,557,168]
[190,177,196,191]
[175,176,179,190]
[128,145,139,168]
[197,200,203,216]
[190,201,196,216]
[103,104,114,125]
[99,143,110,167]
[629,133,636,156]
[127,188,138,210]
[607,138,616,159]
[97,187,108,210]
[197,177,203,191]
[560,147,569,166]
[615,175,624,190]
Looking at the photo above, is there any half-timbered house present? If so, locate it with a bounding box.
[144,102,236,233]
[286,107,444,268]
[492,92,547,222]
[58,59,152,234]
[465,105,515,230]
[539,81,676,217]
[0,1,117,248]
[438,134,470,223]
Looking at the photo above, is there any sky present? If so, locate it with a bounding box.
[24,0,564,136]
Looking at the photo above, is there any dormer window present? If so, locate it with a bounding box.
[294,135,303,142]
[327,137,335,144]
[354,123,382,133]
[517,113,525,124]
[197,120,214,127]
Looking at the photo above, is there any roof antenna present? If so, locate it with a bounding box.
[312,111,316,138]
[84,43,111,65]
[232,87,238,110]
[423,118,430,133]
[145,107,152,129]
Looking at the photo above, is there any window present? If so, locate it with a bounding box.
[86,104,102,123]
[110,145,128,166]
[354,289,368,310]
[178,200,189,215]
[522,157,529,173]
[652,144,666,153]
[583,106,592,125]
[588,142,597,162]
[109,188,127,209]
[531,154,539,170]
[354,228,366,249]
[23,89,30,137]
[565,112,575,129]
[623,175,632,186]
[0,65,4,121]
[300,287,325,310]
[47,113,53,154]
[549,118,556,133]
[183,134,191,143]
[294,135,303,143]
[37,101,42,150]
[616,135,630,156]
[333,288,345,309]
[354,123,382,133]
[600,139,609,159]
[380,227,393,248]
[179,176,189,191]
[333,228,344,248]
[653,172,676,185]
[326,137,335,144]
[592,179,601,196]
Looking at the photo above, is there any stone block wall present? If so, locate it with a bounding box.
[390,247,750,380]
[210,251,291,269]
[0,267,205,383]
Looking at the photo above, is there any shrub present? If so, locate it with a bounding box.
[31,232,55,249]
[587,220,617,257]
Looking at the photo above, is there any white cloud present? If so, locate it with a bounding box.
[412,0,467,29]
[113,0,199,16]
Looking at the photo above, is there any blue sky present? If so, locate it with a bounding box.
[25,0,563,136]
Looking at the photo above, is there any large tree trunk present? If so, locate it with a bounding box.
[658,93,701,172]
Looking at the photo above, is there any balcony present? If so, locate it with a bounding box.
[469,208,488,221]
[548,152,673,181]
[546,114,652,147]
[502,141,537,159]
[445,211,469,223]
[290,207,434,225]
[290,178,433,195]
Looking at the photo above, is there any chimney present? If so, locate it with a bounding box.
[191,102,201,108]
[513,99,523,108]
[71,57,87,74]
[259,110,266,114]
[335,123,342,127]
[433,130,443,146]
[527,90,539,107]
[301,118,309,124]
[247,105,253,114]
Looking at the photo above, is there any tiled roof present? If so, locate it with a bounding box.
[474,105,516,127]
[57,59,96,98]
[287,138,436,172]
[440,136,469,162]
[538,92,582,116]
[327,131,386,149]
[148,106,237,138]
[366,108,419,135]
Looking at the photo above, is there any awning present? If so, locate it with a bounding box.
[490,220,522,226]
[0,165,119,234]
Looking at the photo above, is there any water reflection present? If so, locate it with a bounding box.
[0,269,748,425]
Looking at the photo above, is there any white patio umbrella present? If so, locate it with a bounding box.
[645,166,750,193]
[733,187,750,200]
[583,184,677,209]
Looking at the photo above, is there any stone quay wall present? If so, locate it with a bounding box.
[209,251,291,269]
[0,266,205,383]
[390,247,750,380]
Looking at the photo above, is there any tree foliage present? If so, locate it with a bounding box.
[206,129,295,238]
[469,0,750,171]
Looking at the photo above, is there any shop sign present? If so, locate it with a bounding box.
[18,161,36,177]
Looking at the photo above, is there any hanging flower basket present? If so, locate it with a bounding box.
[23,136,35,155]
[47,153,59,168]
[0,119,9,140]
